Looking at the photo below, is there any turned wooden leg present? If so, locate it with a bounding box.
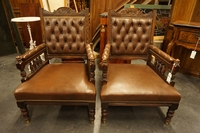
[17,102,30,123]
[88,103,95,124]
[101,103,108,124]
[165,104,179,125]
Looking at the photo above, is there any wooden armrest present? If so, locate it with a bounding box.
[16,43,48,82]
[148,45,180,86]
[86,44,95,83]
[16,43,46,63]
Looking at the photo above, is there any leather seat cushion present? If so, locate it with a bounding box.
[14,63,95,101]
[101,64,181,102]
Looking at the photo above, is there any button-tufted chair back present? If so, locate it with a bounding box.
[107,9,156,60]
[40,7,90,59]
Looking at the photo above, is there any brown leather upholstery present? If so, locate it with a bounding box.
[14,7,95,124]
[101,64,180,102]
[100,9,181,125]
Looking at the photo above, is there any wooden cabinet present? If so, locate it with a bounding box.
[167,21,200,77]
[162,0,200,51]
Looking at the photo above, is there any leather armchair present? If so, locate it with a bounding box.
[100,9,181,125]
[14,7,96,124]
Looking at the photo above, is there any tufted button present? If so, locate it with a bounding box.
[55,21,58,26]
[125,46,127,50]
[57,37,59,42]
[146,22,151,26]
[71,21,74,26]
[79,21,83,26]
[63,21,66,26]
[122,21,125,26]
[46,21,50,26]
[131,22,134,26]
[51,30,54,34]
[116,46,119,50]
[143,30,146,34]
[138,22,141,27]
[141,45,145,51]
[113,21,117,26]
[118,30,120,34]
[60,29,63,34]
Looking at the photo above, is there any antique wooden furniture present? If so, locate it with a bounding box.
[100,8,181,124]
[162,0,200,52]
[167,21,200,77]
[14,7,96,123]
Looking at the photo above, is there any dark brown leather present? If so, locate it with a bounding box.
[42,7,89,57]
[101,64,181,102]
[109,10,154,56]
[15,63,95,101]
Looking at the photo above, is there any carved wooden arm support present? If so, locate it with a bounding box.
[148,45,180,86]
[16,43,48,82]
[86,44,95,83]
[101,43,111,82]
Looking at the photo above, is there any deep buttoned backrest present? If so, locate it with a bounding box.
[108,9,156,60]
[40,7,90,59]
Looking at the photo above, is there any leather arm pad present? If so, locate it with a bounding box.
[16,43,46,62]
[149,45,180,65]
[86,44,95,60]
[102,43,111,61]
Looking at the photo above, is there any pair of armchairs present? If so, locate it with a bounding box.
[14,7,181,125]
